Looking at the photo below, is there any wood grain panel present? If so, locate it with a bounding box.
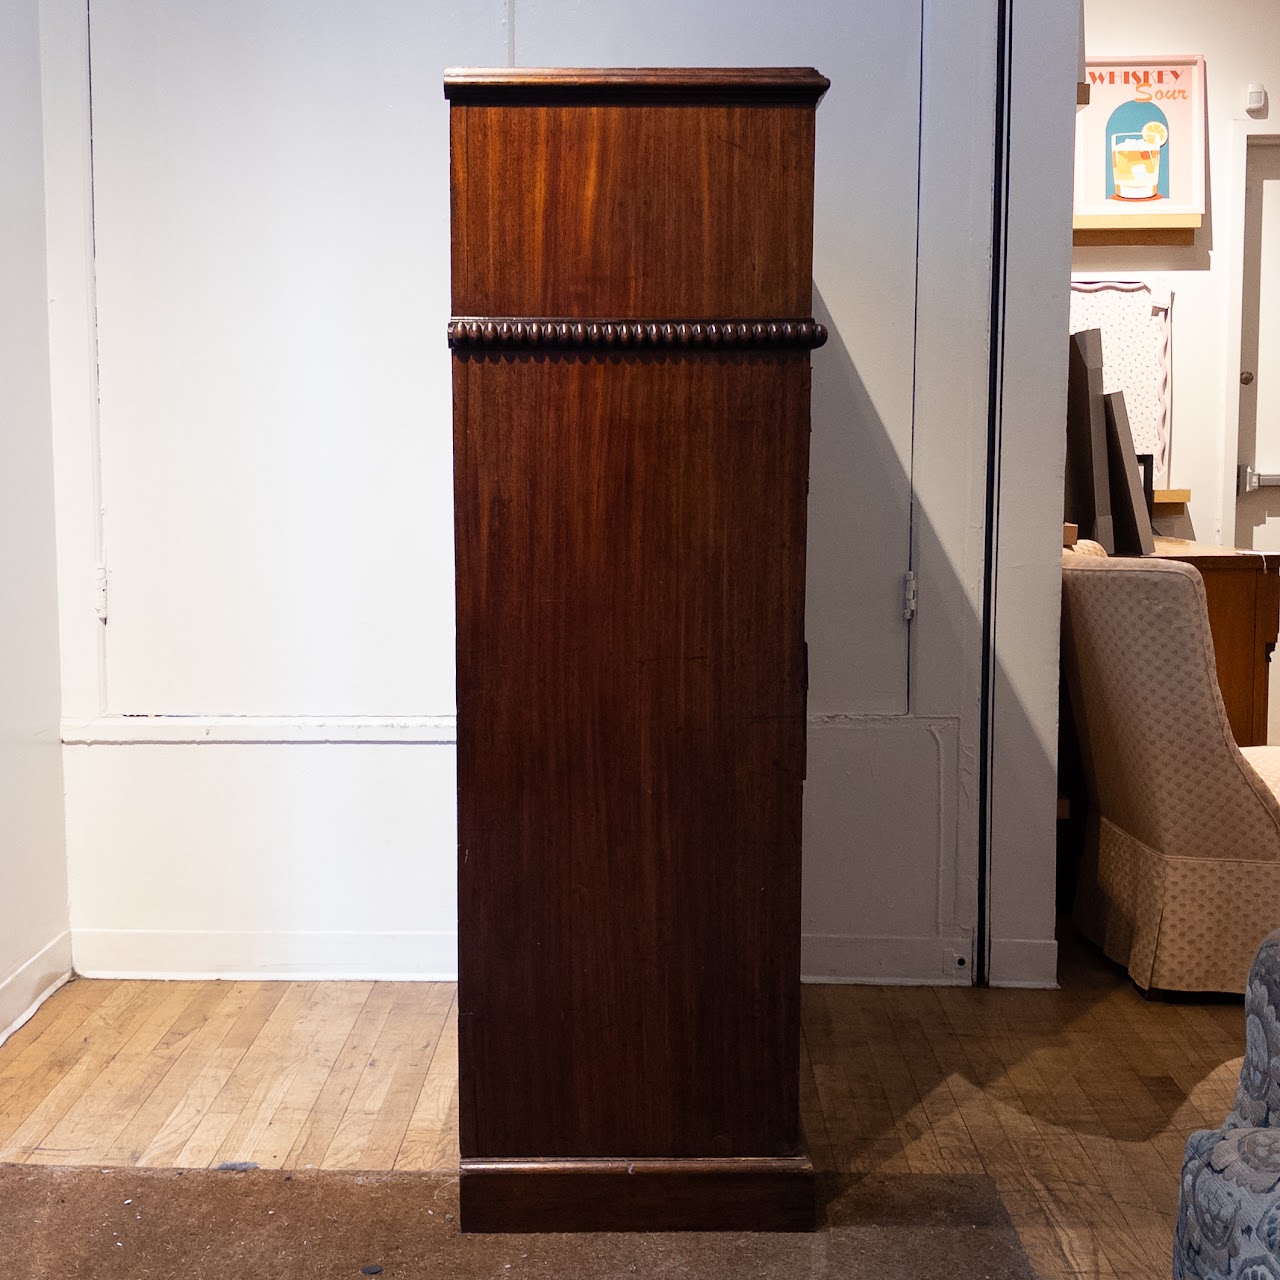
[454,350,810,1161]
[1149,541,1280,747]
[1199,568,1263,745]
[1254,568,1280,745]
[459,1156,815,1232]
[444,67,830,103]
[450,103,816,319]
[450,69,821,1229]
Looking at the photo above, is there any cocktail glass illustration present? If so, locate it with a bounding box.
[1110,122,1167,200]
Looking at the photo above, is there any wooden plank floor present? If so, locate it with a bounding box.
[0,936,1244,1279]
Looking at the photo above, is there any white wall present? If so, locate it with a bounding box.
[45,0,504,978]
[1074,0,1280,544]
[43,0,1074,985]
[0,0,72,1038]
[987,0,1080,986]
[62,740,457,978]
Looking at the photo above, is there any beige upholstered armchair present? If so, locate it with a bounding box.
[1062,553,1280,993]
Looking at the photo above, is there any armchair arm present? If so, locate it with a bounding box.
[1177,1123,1280,1279]
[1228,931,1280,1129]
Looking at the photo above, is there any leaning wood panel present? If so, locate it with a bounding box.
[448,67,825,1232]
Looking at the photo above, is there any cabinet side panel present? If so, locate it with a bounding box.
[455,351,809,1158]
[1255,570,1280,746]
[1193,567,1255,747]
[453,104,815,319]
[450,105,468,315]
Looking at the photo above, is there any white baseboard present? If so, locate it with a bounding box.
[802,932,974,985]
[0,932,74,1047]
[72,929,458,980]
[988,937,1059,988]
[67,927,1054,987]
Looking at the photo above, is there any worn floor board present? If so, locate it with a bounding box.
[0,937,1245,1278]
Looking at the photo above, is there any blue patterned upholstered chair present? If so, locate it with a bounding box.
[1177,931,1280,1279]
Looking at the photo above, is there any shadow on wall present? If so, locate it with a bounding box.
[800,285,1057,986]
[806,289,911,715]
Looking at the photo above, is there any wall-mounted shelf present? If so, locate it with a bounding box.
[1073,228,1196,248]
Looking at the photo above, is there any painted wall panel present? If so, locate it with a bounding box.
[0,0,72,1038]
[65,743,457,978]
[986,0,1079,987]
[802,720,972,984]
[88,0,508,714]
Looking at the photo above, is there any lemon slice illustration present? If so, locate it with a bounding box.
[1142,121,1168,147]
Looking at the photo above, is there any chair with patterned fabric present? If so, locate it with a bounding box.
[1176,930,1280,1279]
[1061,552,1280,993]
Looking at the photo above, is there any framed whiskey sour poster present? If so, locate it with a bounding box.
[1073,55,1206,232]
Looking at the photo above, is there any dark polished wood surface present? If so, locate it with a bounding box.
[1151,537,1280,572]
[455,351,809,1160]
[450,102,816,319]
[459,1156,817,1233]
[450,68,822,1231]
[444,66,830,105]
[1150,538,1280,747]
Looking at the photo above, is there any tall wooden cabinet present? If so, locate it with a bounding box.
[446,67,828,1233]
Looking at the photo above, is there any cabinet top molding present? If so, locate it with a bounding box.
[443,67,829,105]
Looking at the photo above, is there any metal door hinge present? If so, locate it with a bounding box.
[903,570,918,622]
[94,563,108,622]
[1241,464,1280,495]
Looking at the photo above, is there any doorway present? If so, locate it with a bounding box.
[1234,135,1280,742]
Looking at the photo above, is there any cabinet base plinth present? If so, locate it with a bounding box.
[459,1153,816,1233]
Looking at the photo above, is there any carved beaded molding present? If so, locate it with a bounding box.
[448,317,828,350]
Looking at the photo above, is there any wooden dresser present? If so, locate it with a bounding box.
[1151,538,1280,747]
[446,67,828,1232]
